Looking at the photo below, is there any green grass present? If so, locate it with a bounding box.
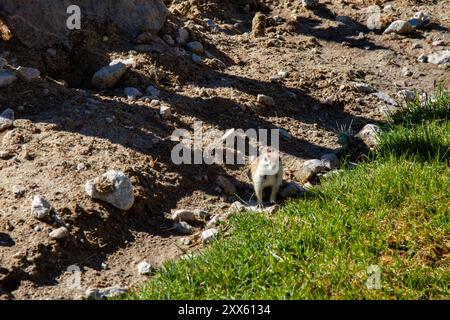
[125,86,450,300]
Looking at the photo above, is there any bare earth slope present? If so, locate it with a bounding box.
[0,0,449,299]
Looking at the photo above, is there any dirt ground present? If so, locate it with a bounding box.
[0,0,449,299]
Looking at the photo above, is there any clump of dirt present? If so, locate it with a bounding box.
[1,0,449,299]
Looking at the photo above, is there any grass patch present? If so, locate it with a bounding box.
[125,86,450,300]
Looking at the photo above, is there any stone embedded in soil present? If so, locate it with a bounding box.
[257,94,275,106]
[194,209,210,220]
[160,105,172,119]
[294,159,327,183]
[280,182,305,198]
[206,215,220,228]
[216,176,236,195]
[321,153,340,170]
[86,287,129,300]
[408,12,431,28]
[49,227,69,240]
[252,12,266,37]
[0,70,17,87]
[177,28,189,45]
[355,124,380,149]
[146,85,160,98]
[371,92,398,106]
[0,108,14,131]
[353,82,376,94]
[12,185,26,198]
[201,228,219,244]
[92,63,128,89]
[179,237,192,246]
[171,209,196,222]
[383,20,413,35]
[427,51,450,65]
[77,163,87,171]
[228,201,245,213]
[432,40,445,47]
[417,54,428,63]
[173,221,193,235]
[85,170,135,211]
[16,66,41,82]
[137,261,153,275]
[302,0,318,9]
[191,54,204,65]
[31,196,52,219]
[124,87,143,100]
[186,41,204,54]
[397,89,417,103]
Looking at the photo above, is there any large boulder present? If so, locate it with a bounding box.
[0,0,168,48]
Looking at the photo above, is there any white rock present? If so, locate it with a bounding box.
[137,261,153,275]
[49,227,69,240]
[172,209,196,222]
[321,153,339,170]
[397,89,417,103]
[356,124,380,148]
[150,99,160,107]
[12,185,25,197]
[0,108,14,131]
[31,196,52,219]
[353,82,376,94]
[371,92,398,106]
[257,94,275,106]
[179,237,192,246]
[85,170,135,211]
[110,58,134,68]
[427,51,450,65]
[383,20,413,35]
[294,159,327,183]
[201,228,219,244]
[206,215,220,228]
[17,66,41,81]
[92,63,128,89]
[0,70,17,87]
[417,54,428,63]
[432,40,445,47]
[124,87,143,100]
[186,41,204,54]
[194,209,210,220]
[77,163,87,171]
[146,85,160,98]
[228,201,245,213]
[86,287,129,300]
[177,28,189,45]
[160,105,172,119]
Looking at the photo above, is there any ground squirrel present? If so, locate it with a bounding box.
[249,148,283,207]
